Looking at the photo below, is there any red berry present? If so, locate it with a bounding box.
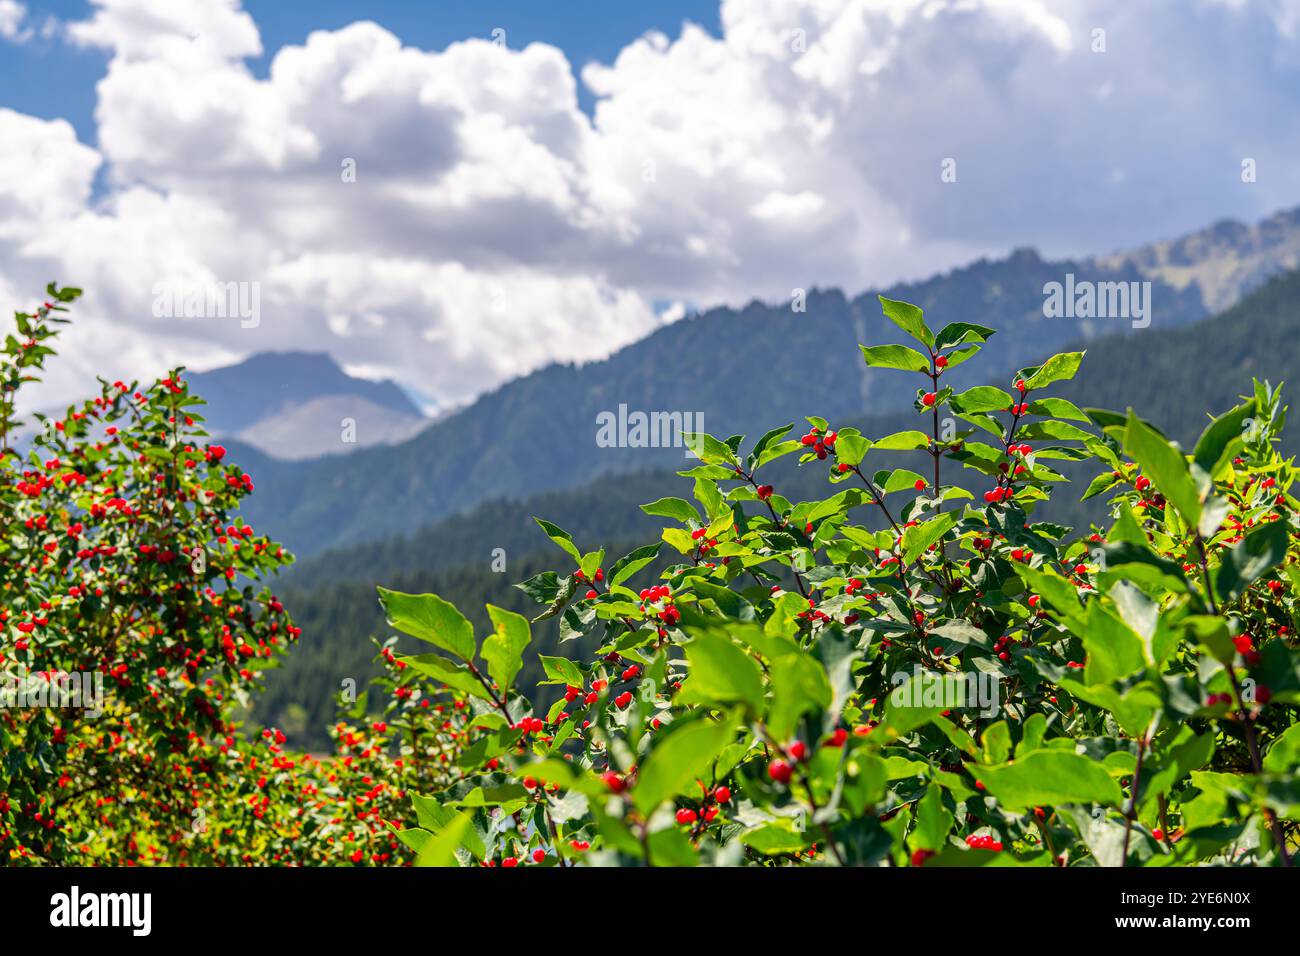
[714,786,731,803]
[788,740,808,762]
[532,849,546,863]
[768,759,793,783]
[922,392,937,407]
[676,808,697,825]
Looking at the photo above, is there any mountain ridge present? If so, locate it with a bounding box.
[187,350,427,460]
[237,203,1300,558]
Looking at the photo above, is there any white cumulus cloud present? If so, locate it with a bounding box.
[0,1,29,41]
[2,0,1299,412]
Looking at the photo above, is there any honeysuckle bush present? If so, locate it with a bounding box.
[380,295,1300,867]
[0,285,321,865]
[0,285,578,867]
[2,284,1298,868]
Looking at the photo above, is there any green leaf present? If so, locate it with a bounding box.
[860,344,931,373]
[679,633,764,712]
[414,811,476,867]
[982,722,1012,764]
[641,497,700,524]
[934,321,995,350]
[1213,520,1288,605]
[529,574,577,623]
[1023,352,1084,389]
[877,295,934,347]
[609,544,661,588]
[482,605,531,691]
[1123,409,1201,527]
[751,424,793,460]
[1081,471,1122,501]
[913,785,954,852]
[662,527,695,554]
[950,386,1013,414]
[756,439,802,468]
[1016,420,1094,444]
[539,655,584,687]
[1099,541,1189,595]
[378,588,476,662]
[1016,714,1048,757]
[1263,723,1300,774]
[767,652,832,741]
[873,430,930,451]
[1013,565,1083,622]
[401,653,493,700]
[1192,400,1256,479]
[882,469,927,494]
[1081,602,1146,685]
[633,714,736,814]
[833,432,871,467]
[533,518,583,564]
[1026,397,1090,422]
[971,751,1122,809]
[740,819,811,855]
[580,549,605,580]
[683,431,738,466]
[902,512,958,563]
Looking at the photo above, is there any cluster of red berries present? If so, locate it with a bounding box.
[796,597,832,624]
[982,487,1013,504]
[689,528,718,555]
[965,834,1004,851]
[576,566,605,599]
[563,683,601,707]
[767,740,809,784]
[636,584,680,625]
[799,428,836,460]
[674,785,731,826]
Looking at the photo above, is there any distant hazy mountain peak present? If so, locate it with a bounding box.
[187,350,427,461]
[1095,204,1300,313]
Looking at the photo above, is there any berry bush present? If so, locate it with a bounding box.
[2,286,1297,866]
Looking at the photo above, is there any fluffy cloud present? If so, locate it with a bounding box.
[4,0,1300,410]
[0,1,29,41]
